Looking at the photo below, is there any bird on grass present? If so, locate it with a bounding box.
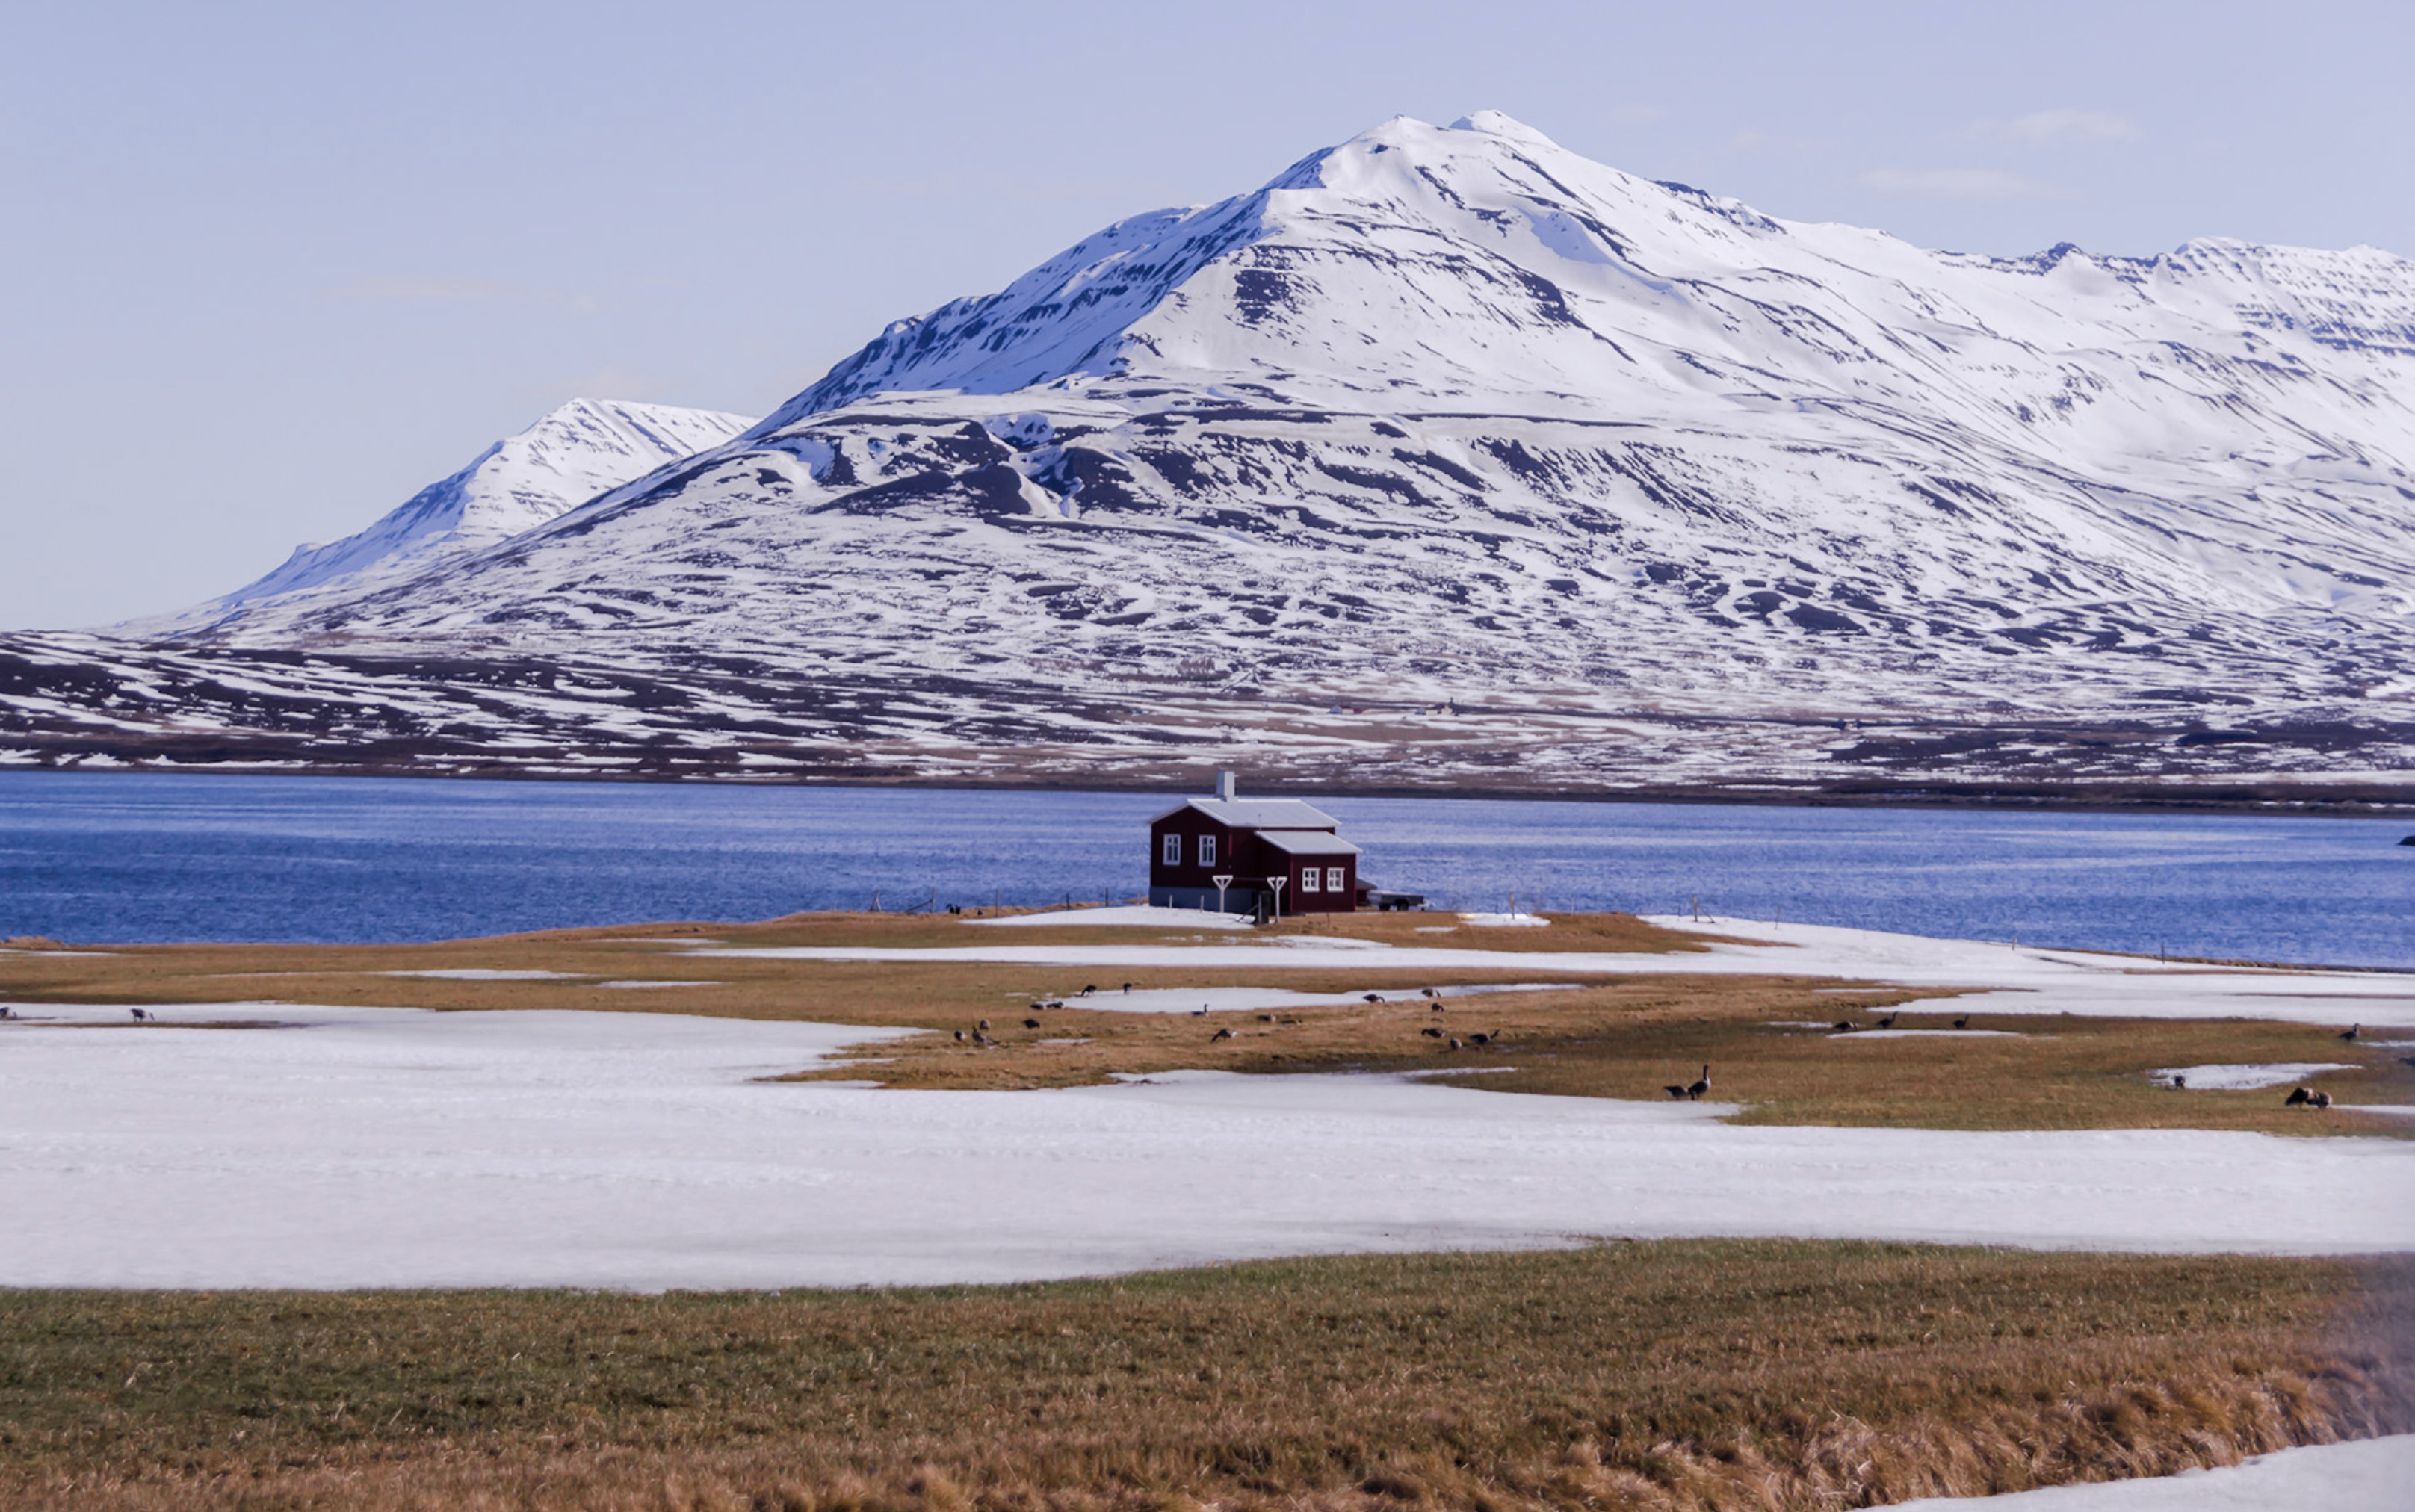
[1686,1065,1712,1100]
[1422,1026,1444,1038]
[1448,1038,1464,1050]
[2284,1086,2313,1106]
[1875,1013,1899,1029]
[2340,1024,2361,1041]
[129,1008,149,1022]
[953,1029,965,1042]
[978,1018,992,1031]
[1363,992,1386,1003]
[1211,1027,1234,1041]
[1952,1015,1970,1030]
[1420,988,1439,1000]
[2309,1090,2333,1109]
[1191,1006,1209,1017]
[2171,1074,2186,1089]
[1122,982,1134,994]
[1662,1082,1689,1099]
[1431,1003,1447,1014]
[1022,1017,1041,1029]
[1831,1021,1855,1032]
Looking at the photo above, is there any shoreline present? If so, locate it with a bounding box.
[5,758,2413,819]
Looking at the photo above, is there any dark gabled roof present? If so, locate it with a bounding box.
[1148,796,1339,829]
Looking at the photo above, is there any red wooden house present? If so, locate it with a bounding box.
[1148,771,1360,917]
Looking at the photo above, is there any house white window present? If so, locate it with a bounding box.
[1198,834,1216,867]
[1299,867,1320,893]
[1326,867,1346,892]
[1163,833,1181,866]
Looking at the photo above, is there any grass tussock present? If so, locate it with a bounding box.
[4,911,2407,1134]
[1,1242,2408,1511]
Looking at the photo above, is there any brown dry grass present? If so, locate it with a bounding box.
[788,977,2415,1135]
[5,911,2408,1135]
[2,1242,2407,1512]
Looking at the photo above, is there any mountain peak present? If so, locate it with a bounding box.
[1446,108,1559,146]
[137,397,755,630]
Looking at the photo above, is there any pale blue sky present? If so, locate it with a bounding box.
[4,0,2408,628]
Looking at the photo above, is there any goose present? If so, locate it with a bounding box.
[2170,1074,2186,1089]
[1448,1038,1464,1050]
[1431,1003,1447,1013]
[1831,1021,1855,1032]
[129,1008,149,1022]
[1191,1006,1209,1017]
[971,1031,990,1045]
[1080,985,1098,997]
[978,1018,992,1031]
[1122,982,1134,994]
[2309,1090,2333,1109]
[1420,988,1439,1000]
[1021,1017,1041,1029]
[1875,1013,1899,1029]
[1363,993,1386,1003]
[2340,1024,2361,1041]
[1468,1032,1492,1047]
[953,1029,965,1042]
[1663,1082,1689,1099]
[1686,1065,1711,1100]
[1952,1015,1970,1030]
[2284,1086,2312,1106]
[1211,1028,1234,1041]
[1422,1026,1444,1038]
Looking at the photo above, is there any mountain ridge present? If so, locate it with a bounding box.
[7,111,2409,802]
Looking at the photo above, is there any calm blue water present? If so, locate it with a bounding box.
[0,772,2408,967]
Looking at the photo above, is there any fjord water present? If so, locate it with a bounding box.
[1,772,2408,967]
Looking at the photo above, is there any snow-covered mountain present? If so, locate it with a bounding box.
[6,111,2411,802]
[141,398,755,628]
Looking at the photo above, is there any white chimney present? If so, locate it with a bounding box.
[1217,769,1237,802]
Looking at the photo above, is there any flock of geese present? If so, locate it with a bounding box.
[1829,1011,1970,1032]
[939,997,2394,1118]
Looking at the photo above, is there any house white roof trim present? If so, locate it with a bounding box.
[1151,797,1340,828]
[1255,829,1364,857]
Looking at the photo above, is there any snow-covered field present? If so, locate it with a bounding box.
[2,996,2409,1290]
[1889,1433,2415,1509]
[700,914,2415,1029]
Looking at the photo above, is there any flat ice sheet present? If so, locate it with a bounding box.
[377,968,583,981]
[974,905,1255,929]
[4,1005,2411,1290]
[2150,1062,2360,1091]
[1888,1432,2415,1508]
[1837,1029,2027,1039]
[696,915,2415,1029]
[1017,982,1575,1016]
